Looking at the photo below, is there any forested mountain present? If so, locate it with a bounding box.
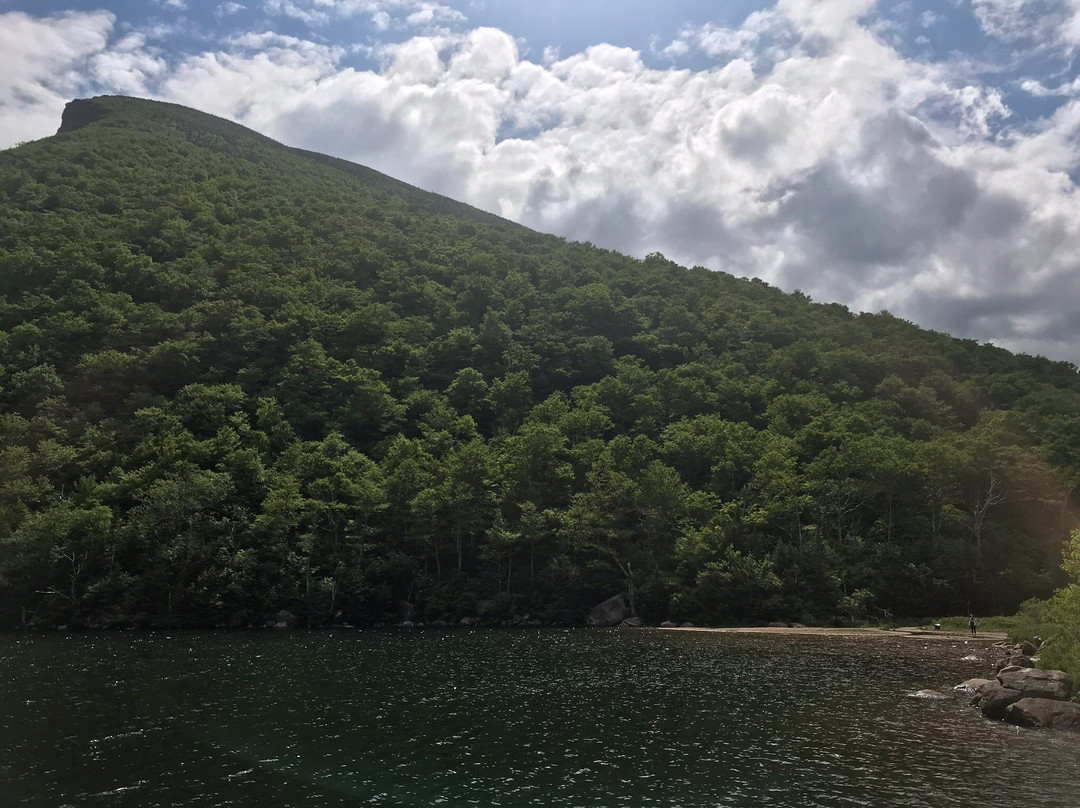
[2,96,1078,629]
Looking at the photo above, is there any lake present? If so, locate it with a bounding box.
[2,628,1079,807]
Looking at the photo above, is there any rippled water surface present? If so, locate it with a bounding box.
[3,629,1080,807]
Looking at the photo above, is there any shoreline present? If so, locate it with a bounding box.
[0,623,1010,639]
[656,625,1008,641]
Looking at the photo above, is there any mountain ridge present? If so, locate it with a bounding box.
[55,95,526,231]
[0,94,1077,629]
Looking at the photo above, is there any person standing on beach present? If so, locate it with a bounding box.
[969,614,978,636]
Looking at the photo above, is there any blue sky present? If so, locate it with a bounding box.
[3,0,1080,362]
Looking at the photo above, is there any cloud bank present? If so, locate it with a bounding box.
[2,1,1080,363]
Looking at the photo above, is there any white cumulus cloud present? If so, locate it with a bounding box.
[3,2,1080,361]
[0,11,118,145]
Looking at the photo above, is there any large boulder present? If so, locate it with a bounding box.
[1020,640,1039,657]
[587,594,629,627]
[274,609,299,628]
[976,684,1024,720]
[997,668,1074,701]
[1005,698,1080,730]
[621,616,643,628]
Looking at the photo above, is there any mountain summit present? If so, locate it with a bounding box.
[0,96,1077,628]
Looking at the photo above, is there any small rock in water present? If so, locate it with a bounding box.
[908,689,949,701]
[954,678,993,698]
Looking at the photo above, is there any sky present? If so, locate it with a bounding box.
[2,1,1080,363]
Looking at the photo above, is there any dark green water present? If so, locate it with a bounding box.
[2,629,1079,807]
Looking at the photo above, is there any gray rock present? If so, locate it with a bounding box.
[528,619,542,627]
[587,594,629,627]
[1005,698,1080,730]
[908,689,949,700]
[977,684,1024,720]
[1020,641,1038,657]
[680,621,696,628]
[621,616,643,628]
[459,616,477,626]
[994,655,1035,672]
[768,621,788,628]
[274,610,298,628]
[997,668,1074,701]
[660,620,677,628]
[954,678,993,698]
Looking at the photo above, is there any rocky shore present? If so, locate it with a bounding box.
[954,638,1080,731]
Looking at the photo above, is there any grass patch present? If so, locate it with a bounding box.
[928,615,1023,633]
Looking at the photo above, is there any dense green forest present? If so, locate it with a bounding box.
[1,95,1079,629]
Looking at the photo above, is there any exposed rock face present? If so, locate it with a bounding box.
[58,98,105,134]
[997,668,1074,701]
[1005,698,1080,730]
[977,684,1024,720]
[587,594,629,627]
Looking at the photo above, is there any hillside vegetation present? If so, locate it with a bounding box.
[1,96,1079,628]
